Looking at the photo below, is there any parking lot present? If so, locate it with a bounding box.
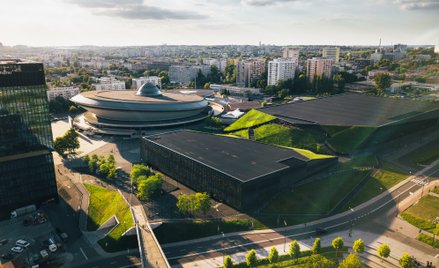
[0,210,67,267]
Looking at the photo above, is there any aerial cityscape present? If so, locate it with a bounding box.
[0,1,439,268]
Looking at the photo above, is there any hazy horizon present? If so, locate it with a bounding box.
[1,0,438,47]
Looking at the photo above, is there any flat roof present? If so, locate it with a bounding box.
[81,90,203,103]
[144,131,308,182]
[260,93,439,127]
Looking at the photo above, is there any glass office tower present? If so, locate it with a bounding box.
[0,60,57,217]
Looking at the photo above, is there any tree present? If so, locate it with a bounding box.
[352,239,365,254]
[374,73,391,95]
[223,255,233,268]
[99,163,110,176]
[305,254,335,268]
[377,243,391,261]
[399,253,415,268]
[194,192,211,214]
[176,193,211,215]
[332,237,344,257]
[246,249,257,267]
[82,154,90,163]
[312,238,321,254]
[53,128,80,156]
[225,64,236,84]
[339,253,362,268]
[137,174,163,201]
[268,246,279,263]
[176,194,192,214]
[289,240,300,260]
[130,164,152,182]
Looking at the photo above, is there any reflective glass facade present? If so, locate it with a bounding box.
[0,61,57,216]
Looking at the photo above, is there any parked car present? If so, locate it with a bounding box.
[16,239,30,248]
[11,246,23,253]
[315,227,327,235]
[48,244,57,252]
[60,233,69,242]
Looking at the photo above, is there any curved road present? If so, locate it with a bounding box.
[162,161,439,265]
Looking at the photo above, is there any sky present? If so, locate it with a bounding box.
[0,0,438,46]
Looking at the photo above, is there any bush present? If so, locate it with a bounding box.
[268,247,279,263]
[224,256,233,268]
[312,238,321,254]
[130,164,152,182]
[289,240,300,259]
[246,249,257,267]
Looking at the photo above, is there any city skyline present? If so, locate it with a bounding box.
[0,0,438,47]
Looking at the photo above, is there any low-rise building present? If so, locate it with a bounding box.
[94,77,126,91]
[47,87,80,101]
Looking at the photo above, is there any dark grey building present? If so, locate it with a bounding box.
[0,59,57,217]
[141,130,336,210]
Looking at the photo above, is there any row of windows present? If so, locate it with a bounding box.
[0,153,57,209]
[0,85,53,156]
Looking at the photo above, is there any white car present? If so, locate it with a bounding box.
[48,244,57,252]
[16,240,30,248]
[11,246,23,253]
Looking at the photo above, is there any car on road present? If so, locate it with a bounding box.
[16,239,30,248]
[11,246,23,253]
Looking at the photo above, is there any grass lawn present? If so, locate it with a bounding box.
[224,109,276,132]
[399,139,439,167]
[84,183,135,252]
[417,233,439,249]
[327,126,376,154]
[342,161,408,209]
[401,195,439,232]
[263,170,368,214]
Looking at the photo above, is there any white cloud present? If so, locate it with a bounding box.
[241,0,297,6]
[393,0,439,10]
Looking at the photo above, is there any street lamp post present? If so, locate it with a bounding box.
[283,220,287,252]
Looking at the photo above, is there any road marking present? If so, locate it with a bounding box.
[118,262,142,268]
[80,247,88,260]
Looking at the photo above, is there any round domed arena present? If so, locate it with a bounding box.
[70,83,212,136]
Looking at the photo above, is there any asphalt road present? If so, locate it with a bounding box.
[163,162,439,265]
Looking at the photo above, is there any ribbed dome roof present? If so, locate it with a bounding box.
[136,82,162,97]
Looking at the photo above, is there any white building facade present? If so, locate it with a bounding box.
[132,76,162,89]
[267,59,296,86]
[47,87,80,101]
[94,77,126,91]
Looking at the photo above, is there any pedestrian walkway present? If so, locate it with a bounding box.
[132,205,170,268]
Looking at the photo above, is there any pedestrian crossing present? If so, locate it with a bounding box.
[411,177,428,186]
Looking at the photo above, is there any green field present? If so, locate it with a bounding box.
[84,184,136,252]
[326,126,376,154]
[263,170,368,214]
[224,109,276,132]
[342,161,408,209]
[401,195,439,233]
[231,123,328,154]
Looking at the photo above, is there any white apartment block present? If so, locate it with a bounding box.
[434,44,439,54]
[282,47,300,64]
[306,57,333,82]
[236,59,266,87]
[267,59,296,86]
[47,87,80,101]
[322,47,340,63]
[132,76,162,89]
[94,77,126,91]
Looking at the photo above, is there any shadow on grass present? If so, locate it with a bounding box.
[98,235,139,253]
